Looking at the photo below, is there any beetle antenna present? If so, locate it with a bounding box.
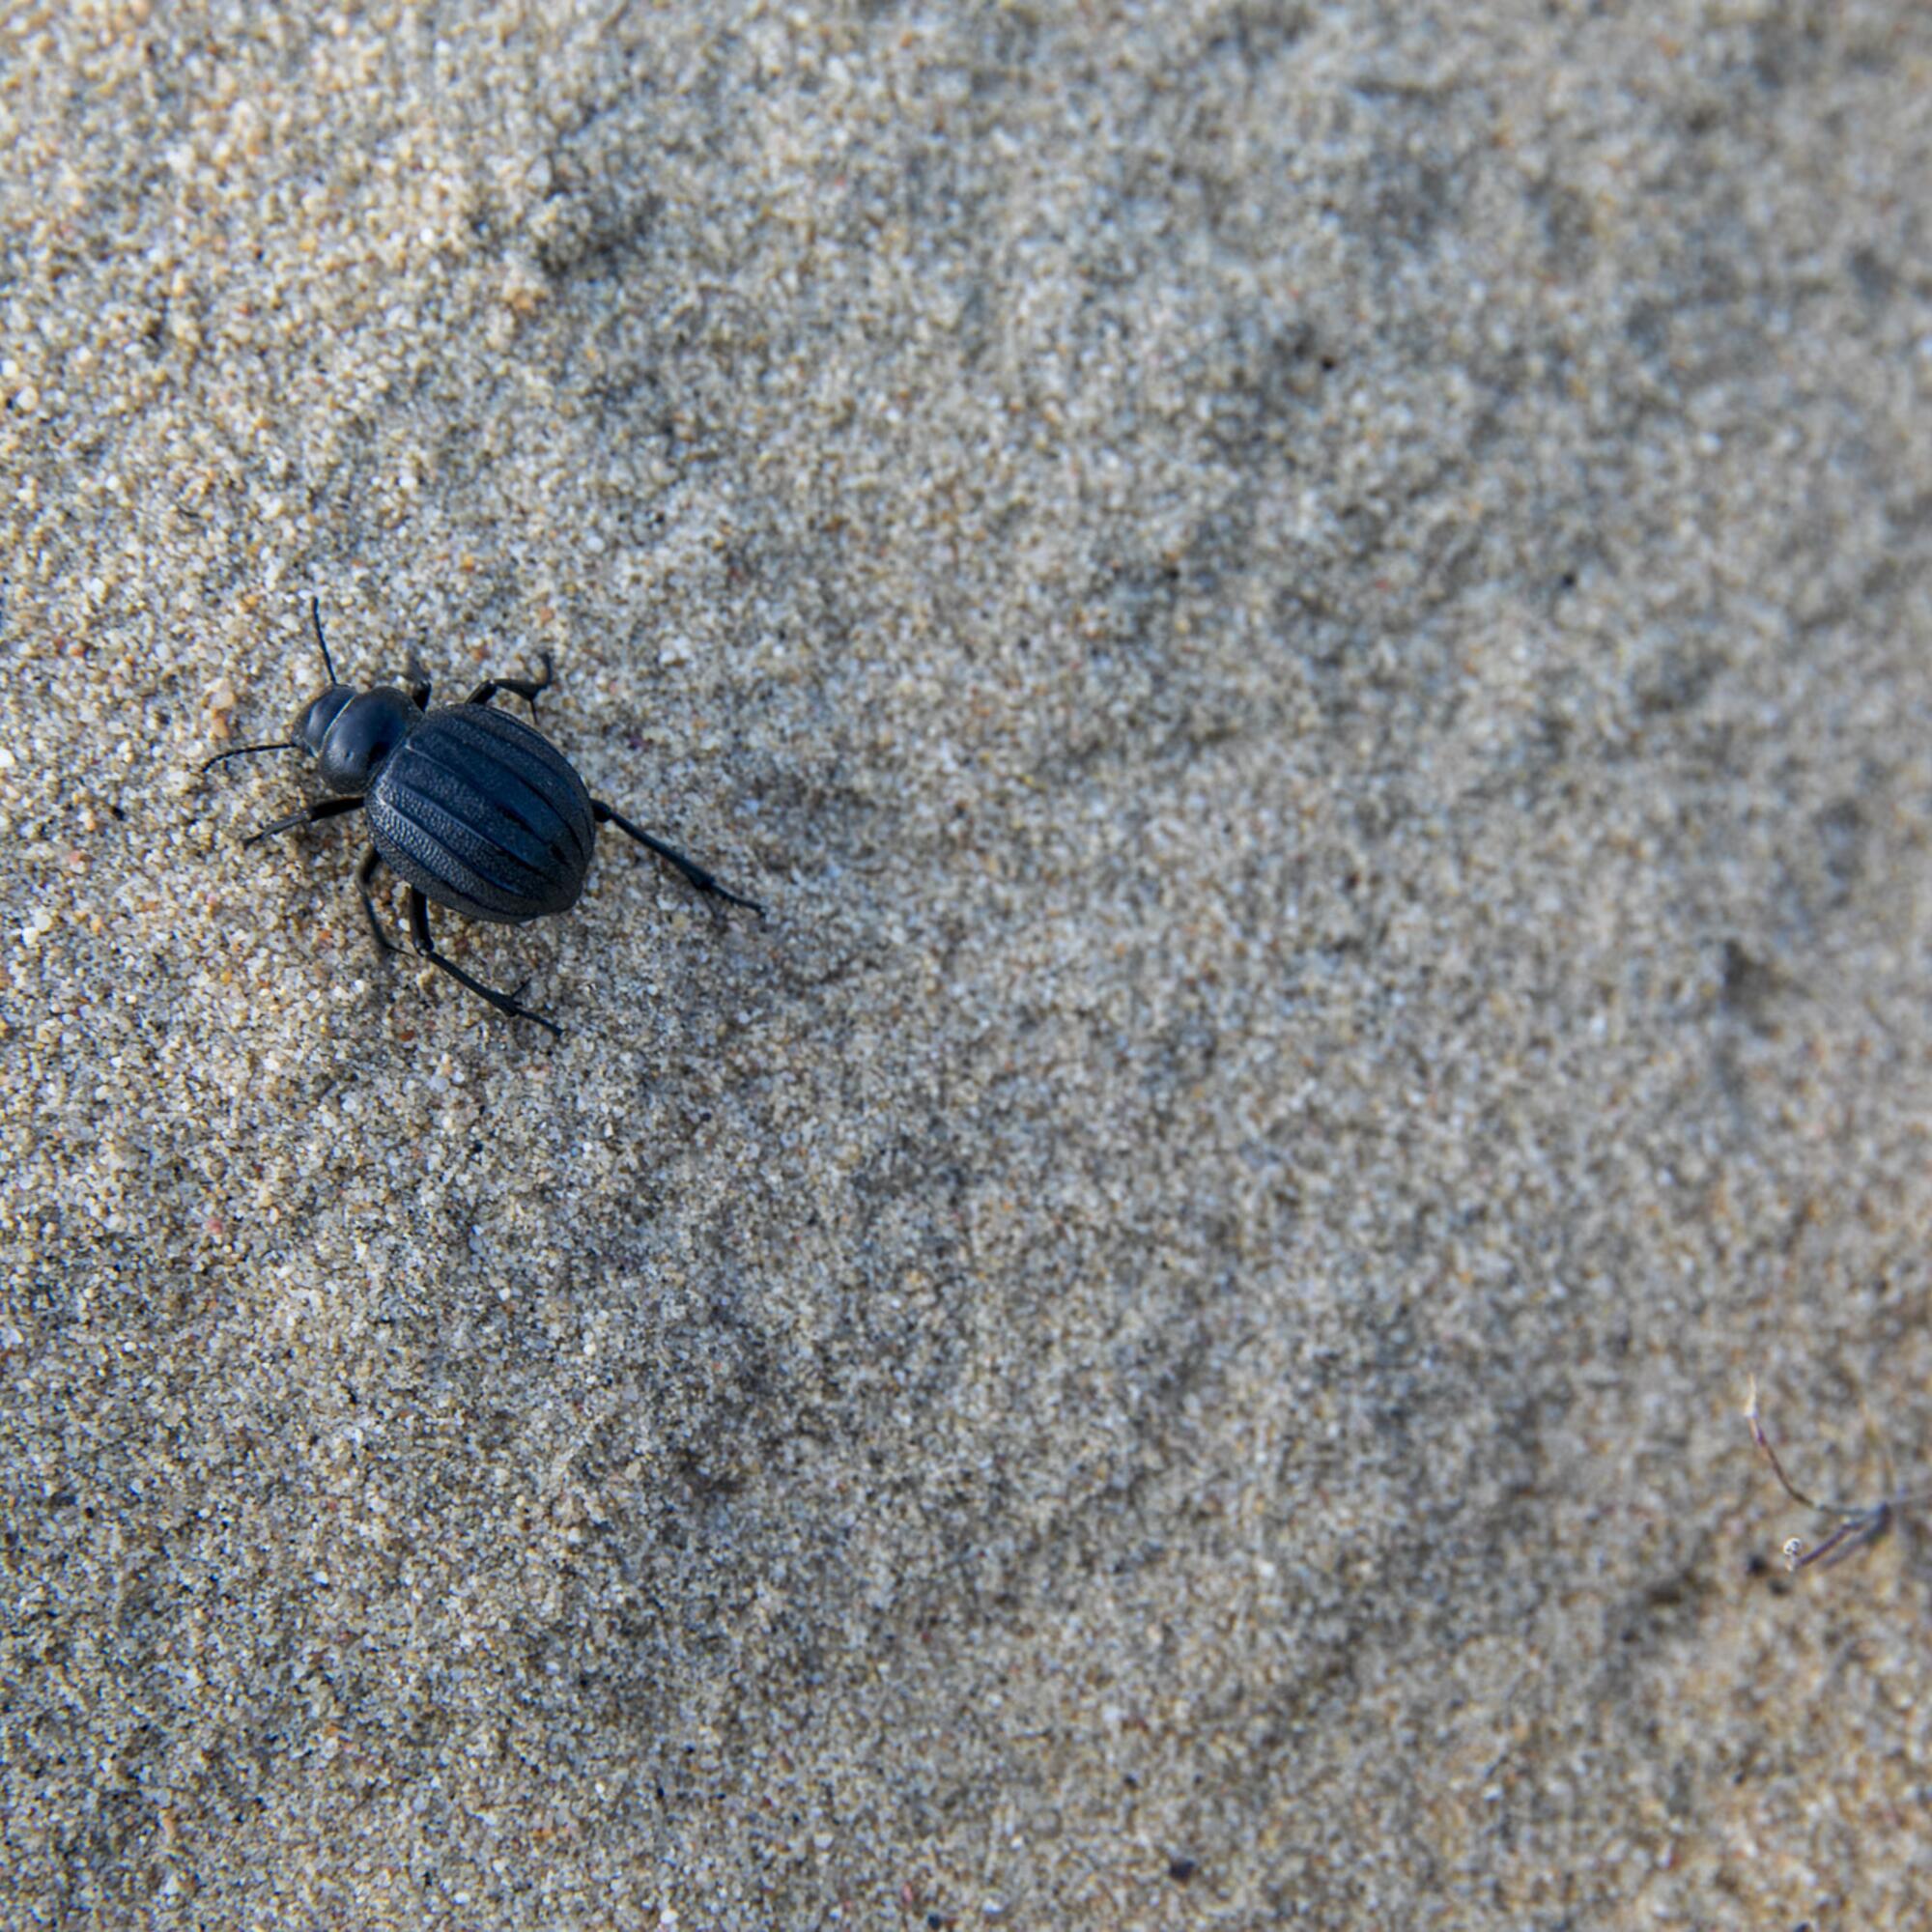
[203,739,301,773]
[311,596,340,685]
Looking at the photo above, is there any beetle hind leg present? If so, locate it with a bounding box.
[406,887,562,1039]
[593,800,765,917]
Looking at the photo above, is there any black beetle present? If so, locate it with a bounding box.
[204,599,762,1037]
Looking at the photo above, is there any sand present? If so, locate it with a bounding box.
[3,3,1930,1925]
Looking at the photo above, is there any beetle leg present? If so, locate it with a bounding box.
[406,887,562,1038]
[464,650,554,721]
[355,847,400,954]
[242,794,364,847]
[593,801,765,917]
[405,647,432,711]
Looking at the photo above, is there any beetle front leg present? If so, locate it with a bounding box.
[242,795,364,847]
[404,649,432,712]
[464,651,554,720]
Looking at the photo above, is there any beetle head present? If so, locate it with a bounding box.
[296,685,354,757]
[307,687,420,794]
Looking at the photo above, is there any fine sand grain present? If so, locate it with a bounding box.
[4,5,1930,1925]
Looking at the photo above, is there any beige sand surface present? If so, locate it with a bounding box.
[4,4,1930,1925]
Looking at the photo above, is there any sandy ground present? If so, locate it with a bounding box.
[3,4,1930,1926]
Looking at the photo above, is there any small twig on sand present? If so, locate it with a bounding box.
[1744,1377,1929,1573]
